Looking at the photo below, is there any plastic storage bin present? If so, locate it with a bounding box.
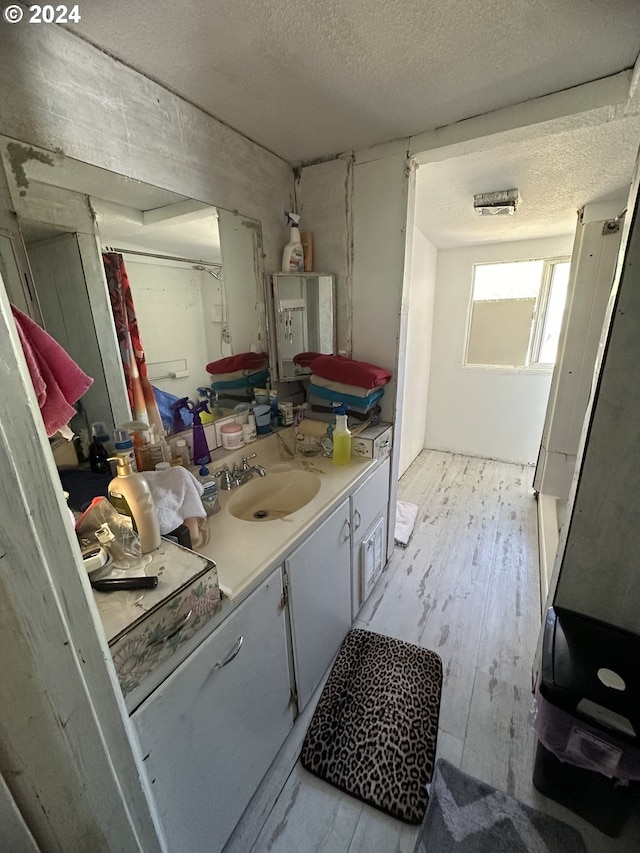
[532,606,640,836]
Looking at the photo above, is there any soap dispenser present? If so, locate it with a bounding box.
[108,455,161,553]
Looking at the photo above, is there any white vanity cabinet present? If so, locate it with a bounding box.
[131,569,294,853]
[350,456,391,618]
[285,497,352,711]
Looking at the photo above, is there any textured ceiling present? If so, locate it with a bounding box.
[415,114,640,247]
[71,0,640,163]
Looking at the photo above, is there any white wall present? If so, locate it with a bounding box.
[398,224,438,475]
[425,235,573,465]
[297,158,353,355]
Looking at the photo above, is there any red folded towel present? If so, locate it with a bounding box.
[293,351,323,367]
[310,355,391,389]
[206,352,268,375]
[11,305,93,437]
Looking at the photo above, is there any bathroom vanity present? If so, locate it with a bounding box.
[93,429,392,853]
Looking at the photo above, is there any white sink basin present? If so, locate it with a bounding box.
[226,471,321,522]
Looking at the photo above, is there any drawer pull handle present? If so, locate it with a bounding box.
[353,509,362,531]
[149,609,193,646]
[214,636,244,670]
[341,518,351,543]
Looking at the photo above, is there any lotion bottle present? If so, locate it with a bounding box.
[332,405,351,465]
[282,212,304,273]
[108,455,161,553]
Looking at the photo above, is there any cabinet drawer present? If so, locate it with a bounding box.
[108,563,222,699]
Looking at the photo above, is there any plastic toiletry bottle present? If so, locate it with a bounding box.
[282,212,304,273]
[268,388,279,428]
[113,427,137,472]
[173,438,190,467]
[321,424,334,458]
[332,406,351,465]
[198,464,220,515]
[107,455,161,553]
[191,401,212,465]
[88,422,110,474]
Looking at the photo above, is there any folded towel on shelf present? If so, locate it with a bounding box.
[310,354,391,389]
[311,374,382,399]
[205,367,266,383]
[394,501,419,548]
[209,369,270,391]
[293,351,323,367]
[11,304,93,437]
[140,467,205,535]
[206,352,268,375]
[308,383,385,410]
[308,404,382,424]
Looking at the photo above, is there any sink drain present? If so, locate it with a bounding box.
[253,509,270,519]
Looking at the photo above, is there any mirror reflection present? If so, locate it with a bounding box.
[0,136,267,437]
[272,273,336,381]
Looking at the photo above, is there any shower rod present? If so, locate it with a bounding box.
[103,246,222,271]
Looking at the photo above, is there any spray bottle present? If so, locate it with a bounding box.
[332,405,351,465]
[282,212,304,273]
[191,401,212,465]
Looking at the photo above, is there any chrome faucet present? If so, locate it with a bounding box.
[233,454,267,486]
[216,455,267,490]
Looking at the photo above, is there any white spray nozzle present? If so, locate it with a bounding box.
[285,211,301,227]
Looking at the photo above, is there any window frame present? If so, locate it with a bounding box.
[464,255,571,372]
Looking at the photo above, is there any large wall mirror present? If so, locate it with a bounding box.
[0,135,267,437]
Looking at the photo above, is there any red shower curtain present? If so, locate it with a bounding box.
[102,252,163,434]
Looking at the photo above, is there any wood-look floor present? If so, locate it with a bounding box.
[225,450,640,853]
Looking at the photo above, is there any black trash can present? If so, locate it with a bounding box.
[532,606,640,837]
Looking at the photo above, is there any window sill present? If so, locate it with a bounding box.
[461,364,554,376]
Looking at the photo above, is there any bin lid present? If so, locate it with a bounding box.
[540,607,640,741]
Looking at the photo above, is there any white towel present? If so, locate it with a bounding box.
[141,467,205,535]
[394,500,419,548]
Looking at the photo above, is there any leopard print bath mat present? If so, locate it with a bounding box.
[300,628,443,823]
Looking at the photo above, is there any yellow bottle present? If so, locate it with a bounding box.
[333,409,351,465]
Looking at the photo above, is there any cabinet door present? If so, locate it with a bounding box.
[132,570,293,853]
[286,498,351,711]
[350,458,391,617]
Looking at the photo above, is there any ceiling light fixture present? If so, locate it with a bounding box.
[474,188,519,216]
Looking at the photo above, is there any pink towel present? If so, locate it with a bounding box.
[11,305,93,437]
[206,352,268,375]
[310,355,391,389]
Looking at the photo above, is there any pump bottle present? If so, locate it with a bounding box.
[332,405,351,465]
[108,455,161,553]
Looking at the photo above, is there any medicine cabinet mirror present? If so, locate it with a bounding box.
[0,135,267,436]
[271,273,336,381]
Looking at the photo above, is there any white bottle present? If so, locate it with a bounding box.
[282,212,304,273]
[108,456,161,553]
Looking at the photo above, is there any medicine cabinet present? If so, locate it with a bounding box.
[270,273,336,381]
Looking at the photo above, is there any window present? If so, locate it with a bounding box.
[465,257,570,369]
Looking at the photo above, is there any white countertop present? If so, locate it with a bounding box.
[194,429,378,601]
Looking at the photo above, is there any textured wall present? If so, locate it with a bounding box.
[0,25,295,277]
